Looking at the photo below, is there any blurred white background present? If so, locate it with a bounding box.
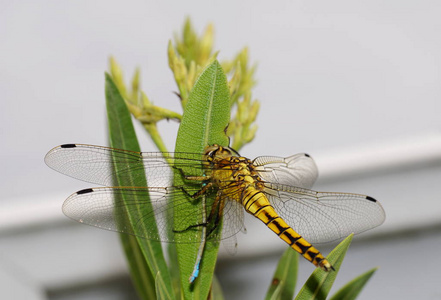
[1,1,441,299]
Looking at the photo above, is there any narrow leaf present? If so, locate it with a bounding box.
[265,247,299,300]
[268,286,283,300]
[174,60,230,299]
[156,271,169,300]
[211,276,225,300]
[329,268,377,300]
[168,244,182,300]
[295,234,354,300]
[106,73,174,300]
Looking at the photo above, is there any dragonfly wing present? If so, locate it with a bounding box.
[221,235,238,256]
[44,144,204,187]
[219,197,245,255]
[264,184,385,244]
[253,153,318,189]
[63,186,220,243]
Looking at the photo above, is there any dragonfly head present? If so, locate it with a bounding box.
[204,144,239,162]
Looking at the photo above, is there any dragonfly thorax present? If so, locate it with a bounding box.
[203,145,265,201]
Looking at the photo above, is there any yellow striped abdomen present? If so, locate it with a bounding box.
[242,187,333,271]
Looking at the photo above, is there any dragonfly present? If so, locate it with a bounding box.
[45,143,385,281]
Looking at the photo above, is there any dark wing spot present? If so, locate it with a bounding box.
[61,144,77,148]
[366,196,377,202]
[77,188,94,195]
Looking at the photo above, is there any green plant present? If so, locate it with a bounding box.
[105,19,377,300]
[109,18,259,153]
[265,234,377,300]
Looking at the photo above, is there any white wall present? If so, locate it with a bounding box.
[1,1,441,299]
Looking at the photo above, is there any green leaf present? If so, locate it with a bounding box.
[105,73,174,300]
[211,276,225,300]
[295,234,354,300]
[156,271,169,300]
[329,268,377,300]
[167,244,182,300]
[174,60,230,299]
[268,284,282,300]
[265,247,299,300]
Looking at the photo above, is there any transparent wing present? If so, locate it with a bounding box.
[263,183,385,244]
[44,144,205,187]
[253,153,318,189]
[47,144,246,243]
[219,197,245,255]
[63,186,245,243]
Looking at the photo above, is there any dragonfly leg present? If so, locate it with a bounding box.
[173,191,224,237]
[172,166,212,182]
[178,182,213,204]
[173,222,209,233]
[205,192,225,238]
[186,175,212,181]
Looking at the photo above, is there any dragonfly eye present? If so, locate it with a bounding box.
[204,145,222,156]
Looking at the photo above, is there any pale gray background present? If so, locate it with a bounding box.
[1,1,441,299]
